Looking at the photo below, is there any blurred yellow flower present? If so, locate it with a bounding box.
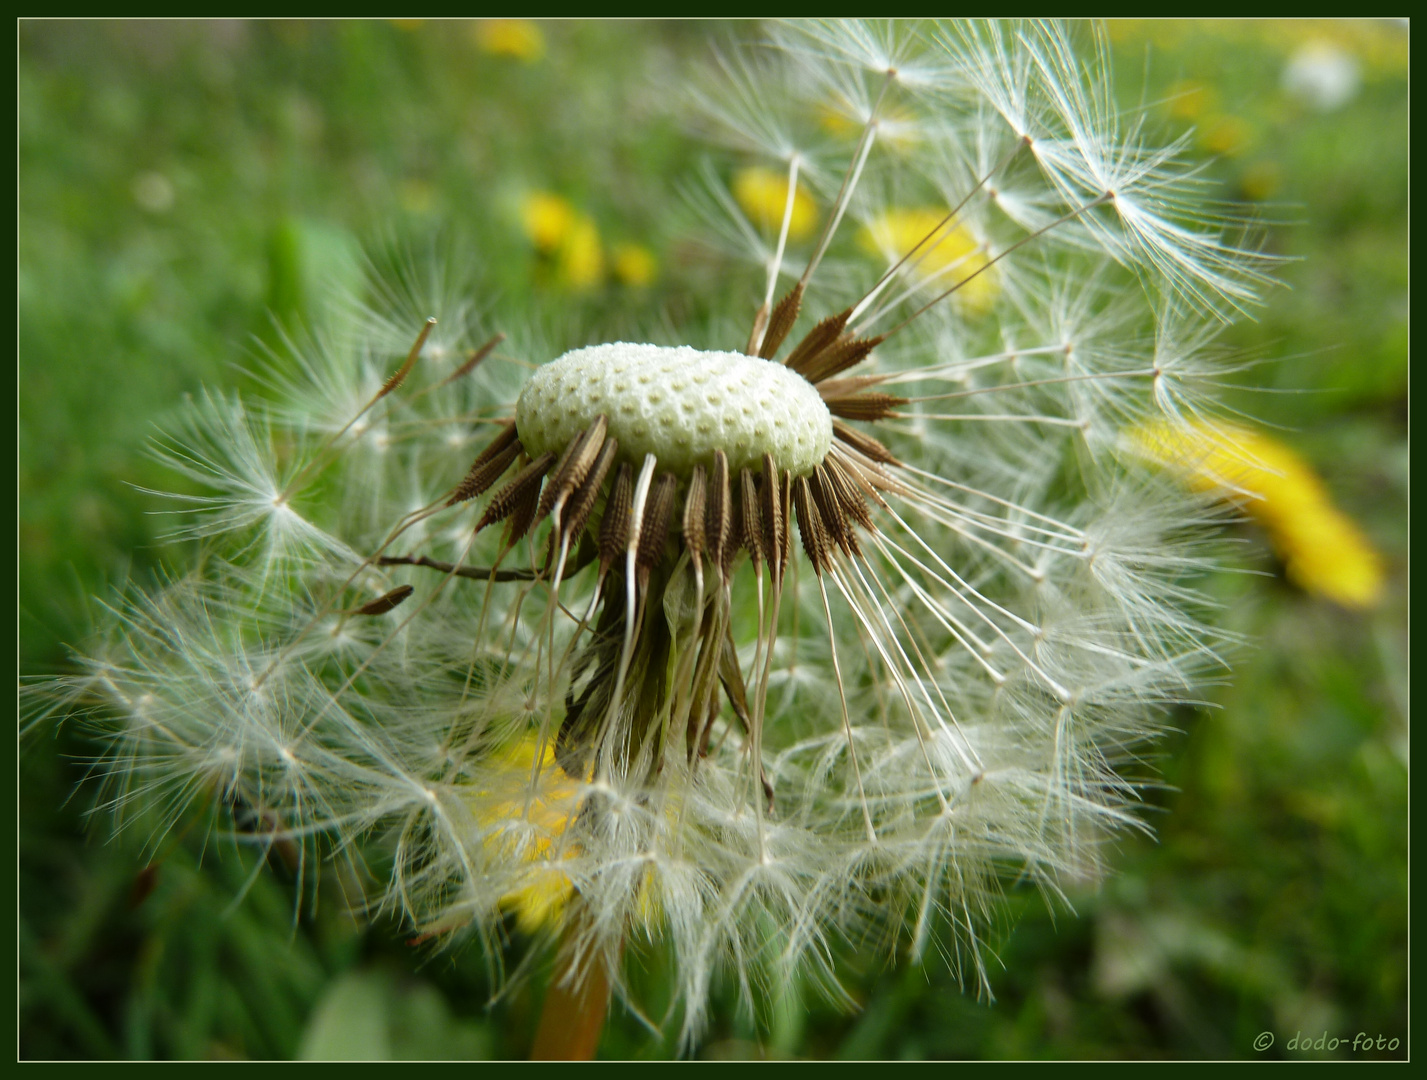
[858,208,998,314]
[732,166,817,241]
[1167,79,1215,121]
[816,103,861,139]
[470,735,582,933]
[474,19,545,63]
[611,242,657,287]
[520,192,605,290]
[1129,420,1384,609]
[557,215,604,290]
[1239,160,1283,202]
[520,191,577,253]
[1198,114,1255,158]
[817,101,923,154]
[465,734,666,933]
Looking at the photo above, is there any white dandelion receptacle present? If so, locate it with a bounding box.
[48,20,1276,1054]
[516,343,833,478]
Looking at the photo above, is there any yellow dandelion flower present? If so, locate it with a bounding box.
[732,166,817,241]
[1198,114,1255,158]
[1129,420,1384,608]
[1166,79,1214,121]
[465,734,668,934]
[557,215,604,290]
[469,735,583,933]
[520,191,578,253]
[519,192,605,290]
[859,207,998,314]
[817,101,923,154]
[1239,160,1283,202]
[611,242,657,288]
[474,19,545,63]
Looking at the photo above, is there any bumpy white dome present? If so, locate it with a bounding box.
[516,343,833,477]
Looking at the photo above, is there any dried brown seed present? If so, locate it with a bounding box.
[760,455,785,580]
[448,441,523,506]
[745,301,769,357]
[502,475,544,547]
[351,584,415,616]
[832,419,900,465]
[802,333,885,384]
[448,421,522,505]
[380,318,435,398]
[376,554,541,583]
[821,456,875,533]
[706,451,733,578]
[758,282,805,360]
[637,472,678,573]
[440,332,505,386]
[739,468,763,570]
[537,414,608,523]
[683,465,707,561]
[535,434,583,519]
[827,393,907,423]
[561,437,618,552]
[476,451,556,533]
[784,306,853,374]
[814,374,885,401]
[830,444,898,506]
[599,462,634,575]
[810,464,860,558]
[793,477,829,574]
[717,625,753,736]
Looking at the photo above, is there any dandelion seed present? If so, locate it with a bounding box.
[42,20,1276,1058]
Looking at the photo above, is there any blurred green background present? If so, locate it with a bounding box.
[18,19,1408,1060]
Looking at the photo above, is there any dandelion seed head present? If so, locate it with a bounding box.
[35,19,1288,1053]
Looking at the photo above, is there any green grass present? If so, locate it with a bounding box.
[19,19,1407,1060]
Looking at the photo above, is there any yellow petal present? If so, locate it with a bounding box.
[503,868,575,933]
[1128,420,1384,608]
[462,735,586,932]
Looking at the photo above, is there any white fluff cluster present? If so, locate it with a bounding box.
[47,21,1267,1051]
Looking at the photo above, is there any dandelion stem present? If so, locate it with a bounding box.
[530,907,612,1061]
